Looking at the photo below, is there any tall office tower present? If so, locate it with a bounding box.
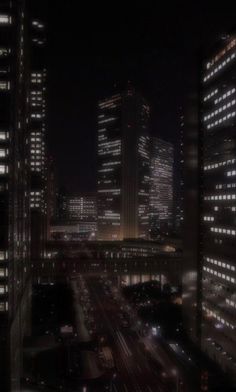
[150,138,174,235]
[67,194,97,222]
[0,1,31,390]
[184,34,236,384]
[66,194,97,238]
[97,86,150,241]
[28,8,47,259]
[174,113,184,234]
[201,34,236,382]
[46,156,56,240]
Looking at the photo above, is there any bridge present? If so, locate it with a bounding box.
[32,254,182,285]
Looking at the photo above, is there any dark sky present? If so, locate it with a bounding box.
[44,1,236,193]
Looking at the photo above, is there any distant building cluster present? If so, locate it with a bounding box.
[51,193,97,240]
[97,85,174,241]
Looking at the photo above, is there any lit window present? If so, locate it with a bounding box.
[0,165,8,174]
[0,251,7,260]
[0,149,7,157]
[0,268,7,277]
[0,81,10,90]
[0,301,8,312]
[0,48,10,57]
[0,15,12,25]
[0,285,7,294]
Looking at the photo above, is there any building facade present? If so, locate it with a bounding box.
[0,1,31,390]
[28,6,47,259]
[97,86,150,241]
[201,34,236,381]
[150,138,174,235]
[67,193,97,222]
[183,34,236,384]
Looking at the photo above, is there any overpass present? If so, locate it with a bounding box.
[32,254,182,285]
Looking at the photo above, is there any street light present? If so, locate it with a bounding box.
[171,368,179,392]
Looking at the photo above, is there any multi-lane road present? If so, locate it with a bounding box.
[75,275,177,392]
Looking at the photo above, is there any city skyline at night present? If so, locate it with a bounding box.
[1,1,236,391]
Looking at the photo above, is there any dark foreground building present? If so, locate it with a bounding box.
[29,5,48,259]
[0,1,48,390]
[97,85,150,240]
[183,33,236,385]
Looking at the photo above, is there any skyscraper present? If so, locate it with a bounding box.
[67,193,97,237]
[150,138,174,235]
[29,6,47,259]
[0,1,31,390]
[67,193,97,223]
[184,34,236,384]
[97,85,150,241]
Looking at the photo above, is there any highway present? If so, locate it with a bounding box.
[75,275,176,392]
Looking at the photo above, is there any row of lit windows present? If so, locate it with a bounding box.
[98,168,113,173]
[204,99,236,121]
[202,305,234,330]
[210,227,236,236]
[98,189,121,194]
[98,140,121,147]
[204,216,214,221]
[204,194,236,201]
[227,171,236,177]
[206,39,236,69]
[216,183,236,189]
[98,96,121,109]
[215,88,236,104]
[206,110,236,129]
[32,20,44,29]
[226,299,236,309]
[98,117,117,124]
[205,256,236,271]
[204,159,236,171]
[31,114,43,119]
[0,15,12,25]
[0,81,10,90]
[203,52,236,82]
[203,266,235,283]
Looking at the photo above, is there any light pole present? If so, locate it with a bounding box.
[172,368,179,392]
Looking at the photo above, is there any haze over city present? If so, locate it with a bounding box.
[0,1,236,392]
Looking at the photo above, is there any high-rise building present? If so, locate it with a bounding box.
[28,6,47,259]
[46,156,56,240]
[97,85,150,241]
[67,193,97,237]
[150,138,174,235]
[183,34,236,384]
[174,112,184,234]
[67,194,97,222]
[0,1,31,390]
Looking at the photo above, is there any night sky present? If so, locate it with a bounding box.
[43,1,236,193]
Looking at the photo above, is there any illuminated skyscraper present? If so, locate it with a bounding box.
[67,194,97,221]
[150,138,173,234]
[29,8,47,259]
[97,86,150,240]
[0,1,31,390]
[183,34,236,384]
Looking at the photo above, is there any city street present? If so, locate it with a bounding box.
[75,275,176,392]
